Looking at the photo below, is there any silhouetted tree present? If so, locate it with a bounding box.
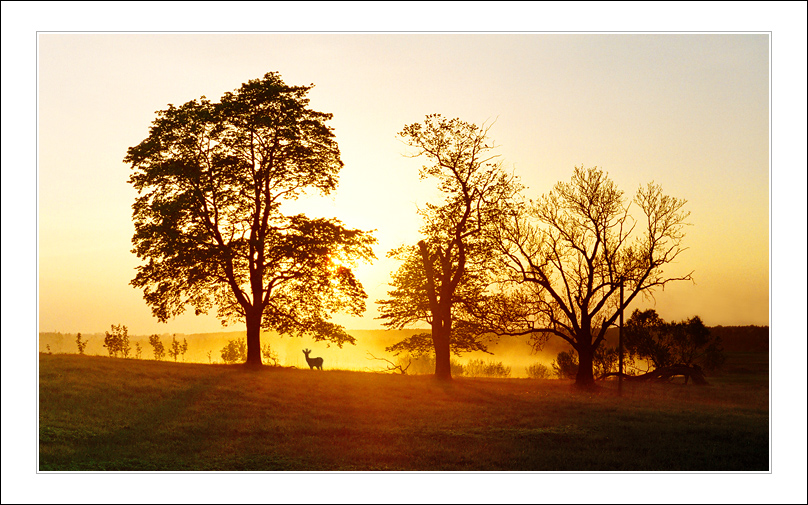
[135,342,143,360]
[103,324,129,358]
[377,115,521,379]
[490,166,692,387]
[75,333,87,355]
[168,336,181,362]
[221,338,247,364]
[126,72,376,365]
[552,350,579,379]
[148,334,165,361]
[624,309,725,374]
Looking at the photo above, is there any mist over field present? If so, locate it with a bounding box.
[39,329,559,376]
[38,326,768,377]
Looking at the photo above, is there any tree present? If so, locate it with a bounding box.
[168,336,181,362]
[624,309,725,374]
[377,115,521,379]
[148,334,165,361]
[75,333,87,355]
[126,72,376,365]
[492,166,692,387]
[103,324,129,358]
[135,342,143,360]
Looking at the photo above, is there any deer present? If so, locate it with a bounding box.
[302,349,324,370]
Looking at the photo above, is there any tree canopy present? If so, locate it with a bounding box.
[624,309,725,372]
[490,165,692,386]
[126,72,376,365]
[377,115,521,379]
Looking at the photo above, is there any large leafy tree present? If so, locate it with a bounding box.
[491,166,692,386]
[377,115,520,379]
[126,72,376,365]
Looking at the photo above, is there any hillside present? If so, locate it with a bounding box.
[38,353,768,471]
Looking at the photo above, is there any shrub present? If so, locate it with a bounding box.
[594,345,618,378]
[552,350,578,379]
[624,310,725,372]
[220,338,247,364]
[525,362,552,379]
[463,359,511,378]
[405,353,465,376]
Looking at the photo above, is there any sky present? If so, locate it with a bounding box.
[35,32,772,335]
[3,2,808,504]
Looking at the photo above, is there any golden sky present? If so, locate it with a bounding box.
[4,2,807,503]
[36,32,771,335]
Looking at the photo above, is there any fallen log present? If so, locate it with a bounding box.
[600,364,708,385]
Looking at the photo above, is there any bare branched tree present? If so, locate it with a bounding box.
[487,166,692,386]
[366,352,411,375]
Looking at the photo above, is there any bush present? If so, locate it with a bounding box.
[624,310,725,372]
[552,350,578,379]
[594,345,619,378]
[463,359,511,378]
[405,353,465,376]
[220,338,247,364]
[525,362,552,379]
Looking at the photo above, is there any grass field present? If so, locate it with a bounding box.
[38,352,768,471]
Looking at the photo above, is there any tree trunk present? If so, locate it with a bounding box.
[245,310,263,366]
[575,344,595,387]
[432,325,452,380]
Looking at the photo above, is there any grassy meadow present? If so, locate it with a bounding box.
[39,351,768,471]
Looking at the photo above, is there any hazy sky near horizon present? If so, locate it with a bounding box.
[36,32,772,335]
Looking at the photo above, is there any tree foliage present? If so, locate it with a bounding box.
[377,115,521,379]
[148,334,165,361]
[221,338,248,364]
[126,72,375,365]
[624,309,725,372]
[167,336,183,362]
[490,165,692,386]
[525,362,552,379]
[103,324,130,358]
[75,333,87,355]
